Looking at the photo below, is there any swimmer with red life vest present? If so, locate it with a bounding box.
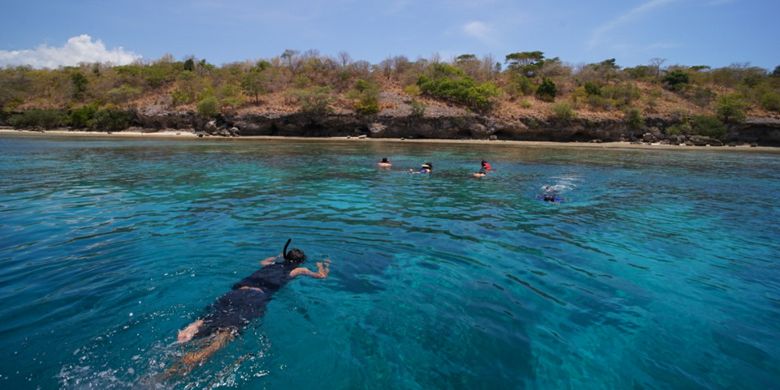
[472,160,492,178]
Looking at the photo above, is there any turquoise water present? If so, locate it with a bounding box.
[0,135,779,389]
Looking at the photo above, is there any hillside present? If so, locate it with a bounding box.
[1,52,779,144]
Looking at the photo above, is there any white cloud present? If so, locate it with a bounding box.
[588,0,679,49]
[0,35,141,68]
[463,20,496,45]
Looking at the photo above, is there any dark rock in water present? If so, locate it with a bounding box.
[229,126,240,136]
[198,133,204,138]
[750,143,758,147]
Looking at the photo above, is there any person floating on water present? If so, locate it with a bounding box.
[377,157,392,168]
[166,239,330,376]
[539,185,563,203]
[472,160,492,178]
[409,162,432,174]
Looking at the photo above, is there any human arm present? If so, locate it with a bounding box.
[290,259,330,279]
[260,254,281,267]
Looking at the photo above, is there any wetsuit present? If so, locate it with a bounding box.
[193,262,296,339]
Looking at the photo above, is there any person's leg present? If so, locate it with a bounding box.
[177,319,204,344]
[165,329,235,377]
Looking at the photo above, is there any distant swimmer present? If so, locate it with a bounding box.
[472,160,492,178]
[409,162,432,174]
[166,239,330,377]
[377,157,392,168]
[539,185,564,203]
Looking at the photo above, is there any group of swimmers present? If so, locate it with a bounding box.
[377,157,563,202]
[376,157,492,178]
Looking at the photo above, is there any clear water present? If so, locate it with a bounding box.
[1,135,779,389]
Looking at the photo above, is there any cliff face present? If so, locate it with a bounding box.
[4,109,780,146]
[133,111,779,146]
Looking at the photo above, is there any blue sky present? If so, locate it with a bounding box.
[1,0,778,69]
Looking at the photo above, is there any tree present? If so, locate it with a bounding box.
[70,72,88,100]
[505,51,545,76]
[197,96,219,118]
[716,94,747,124]
[663,70,689,91]
[649,57,666,79]
[773,65,780,78]
[241,69,267,104]
[183,58,195,72]
[535,78,557,102]
[281,49,299,68]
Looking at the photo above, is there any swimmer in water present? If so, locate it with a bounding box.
[166,239,330,376]
[409,162,432,174]
[539,185,563,203]
[472,160,492,178]
[377,157,392,168]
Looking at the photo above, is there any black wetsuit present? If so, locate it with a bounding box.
[194,262,296,339]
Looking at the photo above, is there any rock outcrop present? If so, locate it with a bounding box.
[4,107,780,146]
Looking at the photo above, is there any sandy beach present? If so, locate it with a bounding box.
[1,128,777,153]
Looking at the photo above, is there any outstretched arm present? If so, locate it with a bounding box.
[290,259,330,279]
[260,254,281,267]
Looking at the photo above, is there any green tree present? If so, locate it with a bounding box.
[552,102,575,121]
[505,51,545,76]
[70,72,88,100]
[663,70,689,92]
[716,94,747,123]
[350,79,380,115]
[535,78,557,102]
[417,63,499,112]
[691,115,727,139]
[241,69,267,104]
[624,108,644,130]
[68,104,98,128]
[293,86,332,116]
[197,96,220,118]
[183,58,195,72]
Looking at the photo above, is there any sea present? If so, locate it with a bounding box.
[0,135,778,389]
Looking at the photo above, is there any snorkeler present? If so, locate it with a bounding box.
[166,239,330,376]
[539,185,563,203]
[377,157,392,168]
[409,162,432,174]
[473,160,492,178]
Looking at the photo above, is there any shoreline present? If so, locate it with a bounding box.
[1,128,778,153]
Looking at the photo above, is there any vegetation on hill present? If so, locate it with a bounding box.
[1,50,778,136]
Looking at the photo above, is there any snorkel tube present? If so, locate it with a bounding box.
[282,238,292,261]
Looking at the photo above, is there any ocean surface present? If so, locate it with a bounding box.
[0,135,778,389]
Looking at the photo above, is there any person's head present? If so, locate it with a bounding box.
[421,162,432,170]
[285,248,306,264]
[381,157,389,163]
[481,160,487,166]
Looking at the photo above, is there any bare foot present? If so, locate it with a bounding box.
[177,320,203,344]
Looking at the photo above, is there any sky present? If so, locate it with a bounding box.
[0,0,778,69]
